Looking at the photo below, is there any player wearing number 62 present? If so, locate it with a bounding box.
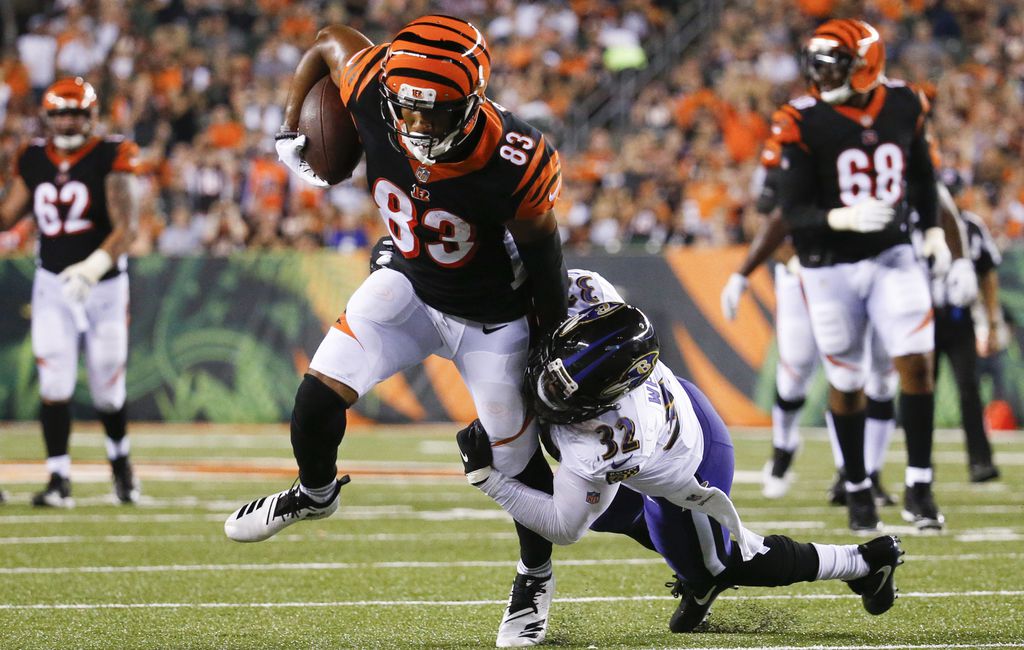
[225,16,568,648]
[0,77,141,507]
[772,19,951,532]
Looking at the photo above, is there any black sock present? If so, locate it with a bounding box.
[900,392,935,471]
[513,448,554,569]
[720,534,820,587]
[830,410,867,484]
[40,401,71,458]
[98,406,127,446]
[291,375,348,488]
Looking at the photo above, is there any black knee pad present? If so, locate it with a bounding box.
[866,397,894,421]
[719,534,819,587]
[775,392,806,412]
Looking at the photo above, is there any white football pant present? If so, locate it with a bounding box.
[309,268,538,476]
[32,268,128,410]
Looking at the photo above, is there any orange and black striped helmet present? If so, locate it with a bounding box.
[379,15,491,164]
[804,19,885,104]
[42,77,98,114]
[42,77,98,150]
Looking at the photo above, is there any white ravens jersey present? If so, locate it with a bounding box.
[551,361,705,498]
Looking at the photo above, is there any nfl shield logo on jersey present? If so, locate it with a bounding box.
[586,491,600,505]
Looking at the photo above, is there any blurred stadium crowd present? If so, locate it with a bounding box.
[1,0,1022,255]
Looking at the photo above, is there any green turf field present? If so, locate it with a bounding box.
[1,422,1022,649]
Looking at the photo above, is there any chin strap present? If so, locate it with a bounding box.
[819,84,853,104]
[53,134,86,150]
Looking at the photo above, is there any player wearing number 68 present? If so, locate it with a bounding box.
[227,16,569,648]
[771,19,951,532]
[0,77,141,507]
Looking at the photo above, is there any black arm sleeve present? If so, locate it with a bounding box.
[907,129,938,230]
[517,228,569,334]
[778,144,830,231]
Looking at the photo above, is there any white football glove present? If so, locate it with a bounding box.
[921,226,952,277]
[58,249,112,305]
[274,131,329,188]
[946,258,978,307]
[0,230,21,252]
[826,199,895,233]
[720,273,748,321]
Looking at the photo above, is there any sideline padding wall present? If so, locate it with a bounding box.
[1,249,1021,425]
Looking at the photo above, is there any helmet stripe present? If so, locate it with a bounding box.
[387,49,476,90]
[563,326,627,369]
[404,17,489,60]
[386,67,469,96]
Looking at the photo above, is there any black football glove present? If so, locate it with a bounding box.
[369,235,395,273]
[456,419,493,486]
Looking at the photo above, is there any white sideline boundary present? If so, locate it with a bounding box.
[1,590,1023,611]
[2,552,1023,574]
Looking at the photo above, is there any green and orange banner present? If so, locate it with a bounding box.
[0,249,1021,426]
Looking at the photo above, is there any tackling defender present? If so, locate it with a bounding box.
[457,301,904,633]
[0,77,141,507]
[224,17,567,647]
[772,19,949,531]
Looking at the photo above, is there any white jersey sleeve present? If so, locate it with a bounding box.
[478,464,617,545]
[567,268,625,316]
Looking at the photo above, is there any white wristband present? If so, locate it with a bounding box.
[466,467,492,486]
[78,249,114,283]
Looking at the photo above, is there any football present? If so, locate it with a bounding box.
[297,26,373,184]
[299,76,362,185]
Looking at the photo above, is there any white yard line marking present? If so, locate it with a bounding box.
[3,553,1022,574]
[0,531,518,545]
[0,591,1022,610]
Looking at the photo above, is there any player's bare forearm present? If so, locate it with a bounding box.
[937,182,966,258]
[282,26,365,131]
[102,172,139,257]
[0,175,30,229]
[737,213,789,277]
[980,270,1001,325]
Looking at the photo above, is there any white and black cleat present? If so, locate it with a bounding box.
[224,475,349,543]
[111,456,141,505]
[496,572,555,647]
[31,473,74,508]
[900,482,945,532]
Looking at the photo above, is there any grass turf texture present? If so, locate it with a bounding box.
[1,422,1022,649]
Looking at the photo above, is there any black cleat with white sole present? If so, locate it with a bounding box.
[112,456,141,504]
[847,486,882,533]
[901,482,945,531]
[224,475,349,542]
[496,572,554,647]
[844,534,905,615]
[31,473,74,508]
